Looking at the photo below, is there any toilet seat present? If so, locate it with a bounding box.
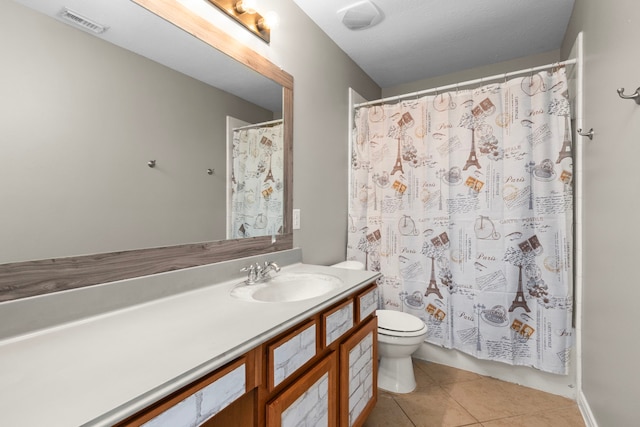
[377,310,427,337]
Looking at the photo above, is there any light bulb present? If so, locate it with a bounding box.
[257,10,279,31]
[235,0,257,14]
[263,11,280,29]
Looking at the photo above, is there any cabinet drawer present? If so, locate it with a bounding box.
[322,298,354,348]
[267,319,318,391]
[119,354,256,427]
[355,283,378,323]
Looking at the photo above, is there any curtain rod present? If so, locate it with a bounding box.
[233,118,283,131]
[354,58,578,108]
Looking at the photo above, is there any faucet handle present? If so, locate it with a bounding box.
[266,261,280,272]
[241,264,261,284]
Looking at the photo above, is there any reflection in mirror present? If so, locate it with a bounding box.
[228,119,284,239]
[0,0,293,302]
[1,0,284,264]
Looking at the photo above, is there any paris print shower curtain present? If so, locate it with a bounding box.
[347,68,573,374]
[230,121,284,239]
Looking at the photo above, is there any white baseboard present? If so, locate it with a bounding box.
[577,390,598,427]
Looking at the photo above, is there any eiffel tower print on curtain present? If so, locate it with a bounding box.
[463,128,481,171]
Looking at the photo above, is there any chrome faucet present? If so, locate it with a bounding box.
[241,261,280,284]
[260,261,280,279]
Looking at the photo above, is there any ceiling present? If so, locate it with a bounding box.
[12,0,283,112]
[13,0,575,102]
[292,0,576,88]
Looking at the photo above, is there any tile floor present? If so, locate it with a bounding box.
[364,359,585,427]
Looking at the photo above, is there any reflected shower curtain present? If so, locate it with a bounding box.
[347,68,573,374]
[230,121,284,239]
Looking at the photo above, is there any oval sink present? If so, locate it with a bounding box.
[230,272,343,303]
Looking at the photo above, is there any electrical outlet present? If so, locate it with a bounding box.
[293,209,301,230]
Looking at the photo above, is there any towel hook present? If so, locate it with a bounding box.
[147,160,156,168]
[577,128,594,140]
[617,87,640,104]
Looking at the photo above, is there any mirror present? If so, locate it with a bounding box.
[0,0,293,301]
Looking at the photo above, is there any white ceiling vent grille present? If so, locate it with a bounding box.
[57,8,108,34]
[338,1,383,31]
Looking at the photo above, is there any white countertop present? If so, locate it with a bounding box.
[0,261,379,427]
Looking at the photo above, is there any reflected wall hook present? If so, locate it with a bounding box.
[147,160,156,168]
[207,168,215,175]
[617,87,640,104]
[577,128,594,140]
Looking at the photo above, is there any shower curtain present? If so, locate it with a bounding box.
[230,121,284,239]
[347,67,573,374]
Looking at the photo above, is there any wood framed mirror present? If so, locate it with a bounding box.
[0,0,293,302]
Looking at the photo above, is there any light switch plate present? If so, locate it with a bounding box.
[293,209,301,230]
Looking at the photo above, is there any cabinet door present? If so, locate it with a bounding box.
[339,317,378,427]
[266,352,337,427]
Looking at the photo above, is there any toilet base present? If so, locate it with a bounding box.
[377,355,416,394]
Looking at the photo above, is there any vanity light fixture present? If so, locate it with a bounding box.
[207,0,278,43]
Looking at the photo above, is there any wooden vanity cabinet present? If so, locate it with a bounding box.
[117,282,378,427]
[262,282,378,427]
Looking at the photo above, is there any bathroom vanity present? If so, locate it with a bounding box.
[0,250,380,426]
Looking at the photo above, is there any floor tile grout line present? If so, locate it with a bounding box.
[435,382,482,425]
[389,394,418,427]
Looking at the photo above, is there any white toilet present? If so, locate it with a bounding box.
[376,309,428,393]
[330,261,427,394]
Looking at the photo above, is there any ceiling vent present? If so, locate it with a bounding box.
[57,8,108,34]
[338,1,383,31]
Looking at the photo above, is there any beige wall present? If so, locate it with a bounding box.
[251,0,382,265]
[382,50,561,97]
[562,0,639,425]
[0,0,274,263]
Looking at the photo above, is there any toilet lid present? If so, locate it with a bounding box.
[376,309,426,333]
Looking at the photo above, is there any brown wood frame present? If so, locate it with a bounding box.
[266,319,319,393]
[266,351,338,427]
[116,348,261,426]
[0,0,294,302]
[321,298,355,349]
[355,283,378,323]
[339,316,378,427]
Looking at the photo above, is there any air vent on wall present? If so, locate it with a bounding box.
[57,8,108,34]
[337,0,383,31]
